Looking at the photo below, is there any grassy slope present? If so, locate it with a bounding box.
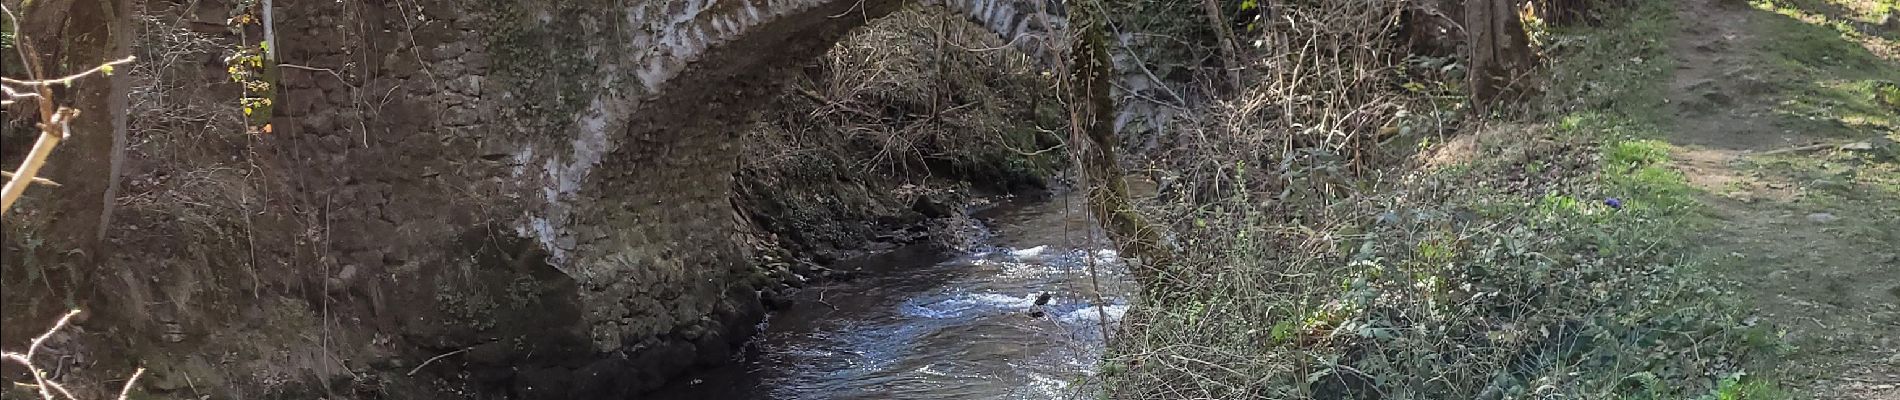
[1103,0,1810,398]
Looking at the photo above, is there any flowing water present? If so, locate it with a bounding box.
[656,193,1135,399]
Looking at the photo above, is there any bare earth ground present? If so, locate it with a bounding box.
[1663,0,1900,397]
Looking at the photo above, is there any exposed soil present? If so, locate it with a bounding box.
[1664,0,1900,397]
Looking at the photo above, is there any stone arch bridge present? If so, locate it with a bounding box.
[429,0,1173,395]
[5,0,1181,397]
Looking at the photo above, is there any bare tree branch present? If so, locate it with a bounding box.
[0,3,137,216]
[0,56,137,88]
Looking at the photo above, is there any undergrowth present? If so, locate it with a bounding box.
[738,8,1064,187]
[1103,0,1789,398]
[733,8,1065,255]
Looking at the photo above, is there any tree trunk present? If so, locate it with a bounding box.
[1464,0,1535,112]
[1201,0,1243,92]
[7,0,130,247]
[0,0,132,346]
[1065,1,1178,300]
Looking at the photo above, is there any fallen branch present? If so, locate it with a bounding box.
[1750,141,1840,156]
[406,347,471,376]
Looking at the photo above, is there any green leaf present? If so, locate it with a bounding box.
[1270,318,1297,343]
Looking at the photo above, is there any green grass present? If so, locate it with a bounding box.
[1705,372,1791,400]
[1752,6,1883,69]
[1716,0,1900,245]
[1102,0,1795,398]
[1732,0,1900,245]
[1748,0,1900,134]
[1538,0,1674,122]
[1774,79,1900,132]
[1528,0,1815,388]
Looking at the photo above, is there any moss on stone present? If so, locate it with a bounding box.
[474,0,619,132]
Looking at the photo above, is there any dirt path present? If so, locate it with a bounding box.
[1663,0,1900,397]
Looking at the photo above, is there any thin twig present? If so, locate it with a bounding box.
[1,5,140,217]
[0,56,138,87]
[406,347,471,376]
[277,63,342,76]
[2,171,63,187]
[1104,18,1190,108]
[114,368,146,400]
[1751,141,1840,156]
[794,87,884,121]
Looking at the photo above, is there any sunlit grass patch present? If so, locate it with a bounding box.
[1552,109,1698,217]
[1606,139,1671,168]
[1738,0,1900,139]
[1722,0,1900,224]
[1750,0,1900,61]
[1770,79,1900,133]
[1743,143,1900,203]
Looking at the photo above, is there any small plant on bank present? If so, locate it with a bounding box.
[223,0,275,133]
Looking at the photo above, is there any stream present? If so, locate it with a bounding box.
[653,193,1135,399]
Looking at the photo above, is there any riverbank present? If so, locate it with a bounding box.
[1101,0,1891,397]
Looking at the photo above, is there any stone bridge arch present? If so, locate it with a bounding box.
[3,0,1185,397]
[485,0,1120,395]
[220,0,1180,396]
[504,0,1158,347]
